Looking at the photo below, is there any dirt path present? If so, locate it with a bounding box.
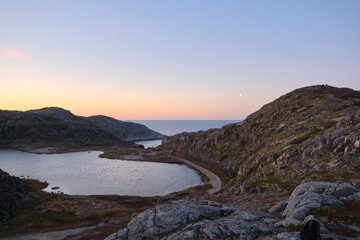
[175,157,221,194]
[1,226,94,240]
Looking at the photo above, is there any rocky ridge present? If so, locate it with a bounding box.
[0,107,164,150]
[160,85,360,191]
[106,182,360,239]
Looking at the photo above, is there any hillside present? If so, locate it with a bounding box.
[0,169,33,222]
[0,107,164,150]
[160,85,360,192]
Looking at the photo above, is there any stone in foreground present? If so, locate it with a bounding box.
[277,182,358,226]
[105,200,280,240]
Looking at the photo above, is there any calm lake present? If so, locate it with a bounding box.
[0,149,202,196]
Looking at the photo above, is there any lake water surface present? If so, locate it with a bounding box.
[0,149,202,196]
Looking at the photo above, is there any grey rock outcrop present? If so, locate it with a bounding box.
[341,192,360,203]
[269,200,288,213]
[106,182,360,240]
[276,182,359,226]
[106,200,281,240]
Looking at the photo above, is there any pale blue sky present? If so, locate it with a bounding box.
[1,1,359,119]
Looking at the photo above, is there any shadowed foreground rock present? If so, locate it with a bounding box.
[0,169,32,222]
[107,182,360,240]
[105,200,280,240]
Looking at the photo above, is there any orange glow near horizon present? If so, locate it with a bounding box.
[0,80,256,120]
[0,72,258,120]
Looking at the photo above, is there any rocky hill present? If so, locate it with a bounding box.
[0,169,32,222]
[0,107,164,150]
[160,85,360,192]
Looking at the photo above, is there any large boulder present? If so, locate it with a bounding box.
[275,182,359,226]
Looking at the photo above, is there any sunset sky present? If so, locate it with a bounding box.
[1,1,359,120]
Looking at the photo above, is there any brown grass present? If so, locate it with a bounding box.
[310,201,360,237]
[0,180,158,238]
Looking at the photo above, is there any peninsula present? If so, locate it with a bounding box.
[0,107,165,153]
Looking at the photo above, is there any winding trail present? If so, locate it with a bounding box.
[174,157,221,194]
[0,226,94,240]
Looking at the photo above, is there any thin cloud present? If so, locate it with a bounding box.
[0,48,32,61]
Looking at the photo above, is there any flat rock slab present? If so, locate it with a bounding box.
[106,199,281,240]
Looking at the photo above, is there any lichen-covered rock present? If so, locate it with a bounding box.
[341,192,360,203]
[269,200,288,213]
[107,182,360,240]
[166,215,273,240]
[106,200,281,240]
[276,232,300,240]
[276,182,359,226]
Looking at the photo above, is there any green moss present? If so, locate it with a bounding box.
[351,162,360,172]
[317,121,336,130]
[220,154,229,161]
[248,161,261,175]
[250,176,296,191]
[289,133,313,145]
[223,168,237,179]
[263,168,276,177]
[353,100,360,106]
[244,145,263,160]
[249,122,260,130]
[237,174,246,181]
[289,122,336,145]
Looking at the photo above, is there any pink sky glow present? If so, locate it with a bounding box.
[0,49,32,61]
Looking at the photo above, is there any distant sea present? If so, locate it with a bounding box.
[131,120,241,148]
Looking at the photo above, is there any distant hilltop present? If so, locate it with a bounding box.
[160,85,360,192]
[0,107,165,151]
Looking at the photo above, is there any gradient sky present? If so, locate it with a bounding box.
[1,1,359,120]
